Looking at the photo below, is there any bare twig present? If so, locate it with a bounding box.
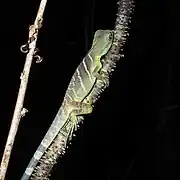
[0,0,47,179]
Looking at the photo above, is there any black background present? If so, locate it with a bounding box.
[0,0,179,179]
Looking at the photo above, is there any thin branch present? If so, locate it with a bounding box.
[0,0,47,179]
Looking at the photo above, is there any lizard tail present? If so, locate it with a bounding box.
[21,108,68,180]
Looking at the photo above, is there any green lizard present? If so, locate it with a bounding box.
[21,29,114,180]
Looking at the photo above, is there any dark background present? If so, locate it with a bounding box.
[0,0,179,179]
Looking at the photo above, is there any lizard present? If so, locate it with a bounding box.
[21,29,114,180]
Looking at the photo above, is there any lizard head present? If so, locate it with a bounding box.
[91,30,114,56]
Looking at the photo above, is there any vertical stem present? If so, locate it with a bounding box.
[0,0,47,179]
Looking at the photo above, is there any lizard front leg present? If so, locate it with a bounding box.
[92,56,109,87]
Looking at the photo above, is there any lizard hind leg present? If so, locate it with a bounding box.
[68,102,93,140]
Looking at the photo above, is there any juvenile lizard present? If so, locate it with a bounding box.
[21,29,114,180]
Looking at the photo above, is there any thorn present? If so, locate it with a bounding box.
[21,108,28,117]
[20,72,25,80]
[58,151,61,154]
[50,161,54,165]
[34,48,39,55]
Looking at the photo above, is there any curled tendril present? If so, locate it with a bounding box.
[20,43,29,53]
[34,55,43,63]
[20,41,42,63]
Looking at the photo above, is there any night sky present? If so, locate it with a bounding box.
[0,0,179,179]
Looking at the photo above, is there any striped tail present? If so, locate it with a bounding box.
[21,108,68,180]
